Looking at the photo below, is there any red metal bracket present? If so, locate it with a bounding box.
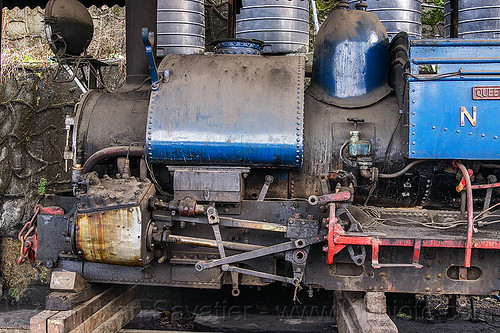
[325,205,500,269]
[456,169,473,192]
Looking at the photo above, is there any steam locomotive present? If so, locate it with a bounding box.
[31,0,500,299]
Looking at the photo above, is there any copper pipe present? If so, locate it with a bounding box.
[82,146,144,173]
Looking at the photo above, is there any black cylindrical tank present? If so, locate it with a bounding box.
[74,87,149,163]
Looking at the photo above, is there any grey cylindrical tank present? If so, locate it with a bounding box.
[444,0,500,38]
[236,0,309,54]
[157,0,205,56]
[348,0,422,39]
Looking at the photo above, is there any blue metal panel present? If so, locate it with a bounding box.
[147,54,305,167]
[408,39,500,160]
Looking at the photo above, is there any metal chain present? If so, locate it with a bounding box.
[17,204,42,264]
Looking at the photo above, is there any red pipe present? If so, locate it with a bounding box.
[327,203,336,265]
[82,146,144,174]
[471,182,500,190]
[455,161,474,268]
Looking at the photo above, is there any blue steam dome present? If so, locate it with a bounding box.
[308,3,391,108]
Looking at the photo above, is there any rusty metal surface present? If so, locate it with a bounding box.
[74,177,155,266]
[76,206,143,266]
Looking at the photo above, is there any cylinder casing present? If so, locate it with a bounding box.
[445,0,500,38]
[348,0,422,39]
[236,0,309,54]
[157,0,205,56]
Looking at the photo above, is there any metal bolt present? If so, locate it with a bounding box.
[425,274,432,280]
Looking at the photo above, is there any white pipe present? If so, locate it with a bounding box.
[311,0,320,34]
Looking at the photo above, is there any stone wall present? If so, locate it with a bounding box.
[0,5,128,303]
[1,6,127,237]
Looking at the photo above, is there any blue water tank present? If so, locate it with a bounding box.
[147,54,305,168]
[307,4,391,108]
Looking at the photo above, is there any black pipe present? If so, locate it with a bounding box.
[82,146,144,174]
[125,0,157,85]
[379,160,425,179]
[450,0,459,38]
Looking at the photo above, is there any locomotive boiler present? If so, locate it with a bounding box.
[29,0,500,300]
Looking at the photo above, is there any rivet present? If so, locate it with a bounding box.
[495,136,498,139]
[412,142,416,145]
[432,126,436,129]
[412,132,415,135]
[412,100,416,103]
[469,132,473,136]
[444,128,448,132]
[412,124,416,127]
[456,130,460,133]
[412,151,416,154]
[412,112,416,115]
[482,134,486,137]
